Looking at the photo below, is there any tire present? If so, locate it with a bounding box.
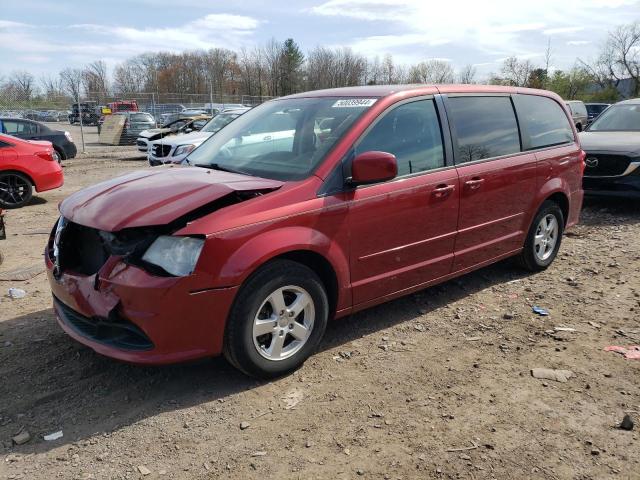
[0,172,33,209]
[223,259,329,378]
[517,201,564,271]
[53,147,65,163]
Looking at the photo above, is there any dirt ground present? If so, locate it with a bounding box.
[0,139,638,480]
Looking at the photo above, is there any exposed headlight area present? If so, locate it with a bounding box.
[174,144,195,156]
[50,217,204,279]
[142,236,204,277]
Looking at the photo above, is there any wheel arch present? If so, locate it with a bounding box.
[0,169,36,187]
[213,226,350,316]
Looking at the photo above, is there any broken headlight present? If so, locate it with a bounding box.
[141,236,204,276]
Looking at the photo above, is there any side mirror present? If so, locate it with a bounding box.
[350,151,397,185]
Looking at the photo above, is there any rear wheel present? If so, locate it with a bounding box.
[517,201,564,271]
[0,172,33,209]
[53,148,64,163]
[223,260,329,378]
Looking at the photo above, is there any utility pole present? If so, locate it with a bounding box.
[76,87,86,153]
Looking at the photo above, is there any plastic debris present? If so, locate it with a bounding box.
[43,430,63,441]
[531,368,575,383]
[532,306,549,316]
[7,288,26,299]
[604,345,640,360]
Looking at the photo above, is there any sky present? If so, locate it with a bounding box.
[1,0,639,80]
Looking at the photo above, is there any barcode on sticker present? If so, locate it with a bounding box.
[332,99,377,108]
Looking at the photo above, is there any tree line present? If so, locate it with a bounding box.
[1,21,638,104]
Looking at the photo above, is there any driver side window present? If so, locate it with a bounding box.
[355,99,445,177]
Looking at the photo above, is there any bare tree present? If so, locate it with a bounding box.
[458,64,476,84]
[603,21,640,97]
[83,60,109,99]
[59,68,84,100]
[40,74,64,97]
[6,70,35,100]
[409,60,455,84]
[500,56,535,87]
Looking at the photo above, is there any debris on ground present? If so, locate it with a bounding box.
[6,288,26,299]
[530,368,575,383]
[532,306,549,316]
[0,265,44,281]
[619,415,635,431]
[239,421,251,430]
[43,430,63,441]
[604,345,640,360]
[137,465,151,476]
[11,429,31,445]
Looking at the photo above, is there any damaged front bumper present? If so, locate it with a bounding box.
[45,221,239,365]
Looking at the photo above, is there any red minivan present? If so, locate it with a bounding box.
[46,85,584,377]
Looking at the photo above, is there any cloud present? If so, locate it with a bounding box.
[309,0,639,67]
[567,40,592,45]
[0,13,262,71]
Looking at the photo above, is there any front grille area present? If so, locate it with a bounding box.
[55,296,154,351]
[50,219,109,277]
[584,154,632,177]
[151,143,172,158]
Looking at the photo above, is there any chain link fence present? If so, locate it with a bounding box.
[0,90,276,123]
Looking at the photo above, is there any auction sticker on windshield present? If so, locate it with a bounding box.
[332,99,377,108]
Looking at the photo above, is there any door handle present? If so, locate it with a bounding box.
[464,178,485,190]
[432,184,455,198]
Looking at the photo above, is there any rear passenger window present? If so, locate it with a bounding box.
[356,99,444,177]
[515,95,574,150]
[448,96,521,163]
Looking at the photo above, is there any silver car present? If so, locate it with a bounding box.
[565,100,589,132]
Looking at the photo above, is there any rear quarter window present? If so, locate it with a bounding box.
[514,95,574,150]
[447,96,521,163]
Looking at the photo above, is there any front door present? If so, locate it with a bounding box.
[347,98,459,306]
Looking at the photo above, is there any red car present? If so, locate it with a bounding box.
[0,133,64,209]
[46,85,584,377]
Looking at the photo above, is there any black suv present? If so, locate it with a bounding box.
[0,118,77,161]
[579,99,640,198]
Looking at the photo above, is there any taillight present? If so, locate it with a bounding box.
[579,150,587,175]
[35,151,54,161]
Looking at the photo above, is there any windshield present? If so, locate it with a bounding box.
[588,104,640,132]
[201,113,240,133]
[187,97,376,181]
[130,113,154,122]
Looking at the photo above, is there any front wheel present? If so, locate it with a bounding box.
[517,201,564,271]
[0,172,33,209]
[223,260,329,378]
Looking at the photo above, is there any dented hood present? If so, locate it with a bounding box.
[59,167,283,232]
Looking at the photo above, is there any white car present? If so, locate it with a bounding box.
[147,109,248,166]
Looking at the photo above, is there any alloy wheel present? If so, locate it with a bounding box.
[534,214,558,262]
[252,285,315,361]
[0,174,31,208]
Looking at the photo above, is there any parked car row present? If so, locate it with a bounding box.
[0,118,77,161]
[0,133,64,208]
[146,108,249,166]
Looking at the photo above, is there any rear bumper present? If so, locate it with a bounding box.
[62,141,77,159]
[34,166,64,192]
[46,253,238,365]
